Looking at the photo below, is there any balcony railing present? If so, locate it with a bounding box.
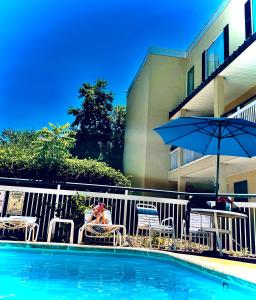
[169,148,203,171]
[229,98,256,122]
[169,148,179,171]
[182,149,203,165]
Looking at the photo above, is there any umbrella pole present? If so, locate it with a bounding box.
[215,152,220,199]
[215,124,221,200]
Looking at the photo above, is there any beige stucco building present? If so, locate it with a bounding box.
[124,0,256,197]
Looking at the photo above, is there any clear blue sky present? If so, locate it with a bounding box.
[0,0,223,131]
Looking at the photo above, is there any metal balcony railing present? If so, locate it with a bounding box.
[228,98,256,122]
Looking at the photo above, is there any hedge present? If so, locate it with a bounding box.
[0,155,131,187]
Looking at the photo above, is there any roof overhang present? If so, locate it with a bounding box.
[170,34,256,118]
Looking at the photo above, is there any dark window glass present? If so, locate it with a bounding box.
[187,66,194,96]
[202,51,205,81]
[224,24,229,59]
[253,0,256,32]
[234,180,248,202]
[245,0,252,39]
[205,32,224,77]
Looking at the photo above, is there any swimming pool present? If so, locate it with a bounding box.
[0,244,255,300]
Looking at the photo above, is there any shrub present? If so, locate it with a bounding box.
[0,155,131,187]
[61,158,131,186]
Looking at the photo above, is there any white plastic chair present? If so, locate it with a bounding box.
[181,213,211,251]
[136,204,175,248]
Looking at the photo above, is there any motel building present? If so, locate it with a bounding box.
[124,0,256,199]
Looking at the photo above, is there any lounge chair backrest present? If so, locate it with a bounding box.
[189,213,211,232]
[84,209,112,225]
[136,204,159,227]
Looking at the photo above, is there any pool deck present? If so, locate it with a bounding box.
[1,241,256,287]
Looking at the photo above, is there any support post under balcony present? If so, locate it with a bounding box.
[178,176,186,196]
[214,76,225,117]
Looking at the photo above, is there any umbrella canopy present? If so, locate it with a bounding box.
[154,116,256,198]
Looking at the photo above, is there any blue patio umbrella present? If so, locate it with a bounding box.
[154,116,256,198]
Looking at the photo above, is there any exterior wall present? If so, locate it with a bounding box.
[227,171,256,202]
[145,55,186,189]
[123,59,151,188]
[124,54,186,189]
[186,0,248,90]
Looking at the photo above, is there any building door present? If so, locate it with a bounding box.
[234,180,248,202]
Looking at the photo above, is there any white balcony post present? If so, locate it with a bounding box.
[214,76,225,117]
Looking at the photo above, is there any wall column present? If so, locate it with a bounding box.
[214,76,225,117]
[177,176,186,192]
[178,109,187,117]
[218,162,227,193]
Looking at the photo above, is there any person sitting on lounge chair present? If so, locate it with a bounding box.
[78,203,126,246]
[86,203,109,225]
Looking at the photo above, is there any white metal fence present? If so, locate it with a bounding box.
[0,184,188,243]
[1,183,256,257]
[220,202,256,256]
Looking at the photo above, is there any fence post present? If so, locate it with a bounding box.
[229,218,233,253]
[55,184,61,218]
[123,190,128,228]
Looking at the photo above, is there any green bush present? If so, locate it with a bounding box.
[61,158,131,186]
[0,155,131,187]
[0,124,131,187]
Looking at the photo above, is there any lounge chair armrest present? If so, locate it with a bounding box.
[161,217,174,227]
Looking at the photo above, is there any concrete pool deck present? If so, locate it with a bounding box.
[0,241,256,288]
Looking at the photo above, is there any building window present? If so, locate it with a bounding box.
[253,0,256,32]
[187,66,194,96]
[205,32,224,77]
[223,25,229,59]
[202,51,206,81]
[245,0,252,39]
[234,180,248,202]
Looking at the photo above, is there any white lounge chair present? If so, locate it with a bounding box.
[0,216,39,242]
[78,208,126,246]
[136,204,175,248]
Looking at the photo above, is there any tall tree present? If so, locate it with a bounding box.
[110,105,126,170]
[68,79,114,161]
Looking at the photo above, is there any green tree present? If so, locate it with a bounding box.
[110,105,126,170]
[34,123,76,168]
[0,129,37,155]
[68,79,113,161]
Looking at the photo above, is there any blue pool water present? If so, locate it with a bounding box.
[0,246,255,300]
